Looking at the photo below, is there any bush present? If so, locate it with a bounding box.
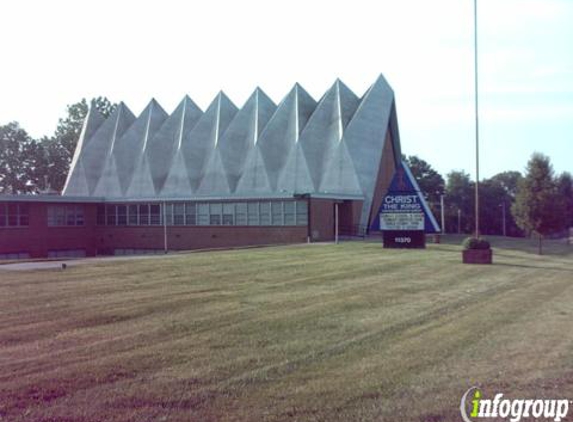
[462,237,491,250]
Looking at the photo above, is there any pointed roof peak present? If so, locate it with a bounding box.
[332,78,352,92]
[177,95,202,113]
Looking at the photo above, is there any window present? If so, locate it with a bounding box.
[47,205,84,227]
[0,203,29,227]
[271,201,283,226]
[128,205,138,225]
[164,203,173,226]
[150,204,161,225]
[185,203,196,225]
[236,203,247,225]
[296,200,308,226]
[0,205,5,227]
[209,203,222,226]
[106,205,116,225]
[247,202,259,225]
[139,204,149,225]
[222,203,234,225]
[284,201,295,225]
[259,202,271,225]
[117,205,127,226]
[197,203,209,225]
[19,204,29,226]
[75,206,84,226]
[174,203,185,225]
[7,204,18,226]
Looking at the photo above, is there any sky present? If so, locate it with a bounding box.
[0,0,571,180]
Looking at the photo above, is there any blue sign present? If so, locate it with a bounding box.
[371,161,440,233]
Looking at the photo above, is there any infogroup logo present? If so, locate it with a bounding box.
[460,387,570,422]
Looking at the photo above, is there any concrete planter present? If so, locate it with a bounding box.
[462,248,493,264]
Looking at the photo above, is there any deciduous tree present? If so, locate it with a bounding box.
[512,153,566,254]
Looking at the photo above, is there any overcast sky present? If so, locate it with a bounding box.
[1,0,571,179]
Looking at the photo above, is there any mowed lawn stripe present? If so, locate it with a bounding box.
[0,238,571,422]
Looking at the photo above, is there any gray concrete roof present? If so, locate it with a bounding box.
[61,75,401,226]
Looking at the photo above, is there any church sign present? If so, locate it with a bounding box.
[371,161,440,249]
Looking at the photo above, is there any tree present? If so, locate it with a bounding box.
[556,172,573,229]
[403,155,445,202]
[44,97,116,192]
[445,170,474,234]
[480,172,523,237]
[512,153,566,254]
[489,171,522,199]
[403,155,445,219]
[0,122,36,193]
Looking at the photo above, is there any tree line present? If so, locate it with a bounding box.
[0,97,115,194]
[404,154,573,243]
[1,97,571,241]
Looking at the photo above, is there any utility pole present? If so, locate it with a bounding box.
[474,0,481,238]
[163,201,168,254]
[501,202,507,237]
[334,203,339,244]
[440,194,445,234]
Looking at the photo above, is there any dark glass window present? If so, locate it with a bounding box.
[117,205,127,226]
[128,205,138,225]
[106,205,116,225]
[150,204,161,225]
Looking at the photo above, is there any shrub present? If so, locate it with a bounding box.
[462,237,491,250]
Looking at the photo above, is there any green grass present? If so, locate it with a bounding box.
[1,237,572,421]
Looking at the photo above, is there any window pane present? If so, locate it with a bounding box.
[247,202,259,226]
[222,203,234,225]
[106,205,116,225]
[139,204,149,225]
[165,203,173,226]
[296,200,308,226]
[174,203,185,225]
[66,206,77,226]
[198,203,209,226]
[150,204,161,225]
[222,213,234,225]
[47,206,55,226]
[236,203,247,225]
[284,201,295,225]
[210,203,222,215]
[209,203,222,225]
[185,203,196,225]
[18,204,29,226]
[128,205,138,225]
[223,203,234,214]
[259,202,271,225]
[8,204,18,226]
[0,204,6,227]
[75,206,84,226]
[56,206,66,226]
[271,201,283,226]
[117,205,127,226]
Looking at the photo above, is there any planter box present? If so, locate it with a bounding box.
[462,248,493,264]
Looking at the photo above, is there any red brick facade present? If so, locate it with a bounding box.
[0,198,365,258]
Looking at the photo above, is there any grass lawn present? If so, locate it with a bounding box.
[0,236,572,421]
